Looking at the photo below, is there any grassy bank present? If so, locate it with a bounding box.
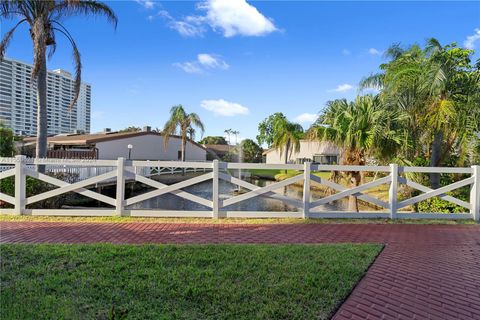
[1,244,381,319]
[247,169,330,181]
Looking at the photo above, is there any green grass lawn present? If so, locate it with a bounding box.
[246,168,284,179]
[247,169,331,180]
[1,244,381,319]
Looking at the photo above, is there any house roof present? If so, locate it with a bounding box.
[23,131,206,150]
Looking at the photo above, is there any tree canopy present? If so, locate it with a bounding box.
[238,139,263,163]
[257,112,303,168]
[163,105,204,163]
[198,136,228,145]
[119,126,141,133]
[360,39,480,187]
[308,95,408,165]
[307,95,409,211]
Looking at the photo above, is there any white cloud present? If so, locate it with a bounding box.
[198,0,278,37]
[197,53,229,69]
[135,0,156,9]
[173,61,203,74]
[171,20,205,37]
[201,99,249,116]
[342,49,351,56]
[464,28,480,50]
[157,0,278,38]
[153,10,205,36]
[368,48,382,56]
[174,53,229,74]
[294,113,318,124]
[329,84,354,92]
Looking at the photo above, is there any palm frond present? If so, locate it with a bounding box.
[425,38,442,56]
[0,18,26,60]
[0,1,26,20]
[162,105,205,150]
[53,22,82,110]
[52,0,118,28]
[188,112,205,135]
[384,42,404,60]
[162,119,178,149]
[359,73,384,91]
[47,27,57,59]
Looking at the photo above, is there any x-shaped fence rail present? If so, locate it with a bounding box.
[0,156,478,220]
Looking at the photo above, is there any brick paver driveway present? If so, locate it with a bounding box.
[1,222,479,319]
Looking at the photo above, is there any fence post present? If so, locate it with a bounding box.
[302,162,311,219]
[212,160,220,219]
[389,163,399,219]
[115,157,125,216]
[471,165,480,221]
[14,155,26,215]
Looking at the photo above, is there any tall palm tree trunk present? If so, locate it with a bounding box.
[181,136,186,176]
[348,172,361,212]
[36,54,48,172]
[430,131,443,189]
[283,141,290,174]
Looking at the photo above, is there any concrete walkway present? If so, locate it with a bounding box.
[1,222,479,319]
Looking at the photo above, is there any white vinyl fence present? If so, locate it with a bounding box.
[0,156,478,220]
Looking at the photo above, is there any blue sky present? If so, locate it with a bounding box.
[1,0,479,142]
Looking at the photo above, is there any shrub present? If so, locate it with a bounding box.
[0,172,78,209]
[0,123,15,157]
[416,184,470,213]
[416,196,467,213]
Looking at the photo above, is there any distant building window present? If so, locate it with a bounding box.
[313,154,338,165]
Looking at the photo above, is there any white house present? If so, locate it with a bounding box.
[22,128,207,161]
[263,140,341,164]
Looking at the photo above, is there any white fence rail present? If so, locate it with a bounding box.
[0,162,208,182]
[0,156,478,221]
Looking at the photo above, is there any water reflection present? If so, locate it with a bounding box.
[128,178,346,212]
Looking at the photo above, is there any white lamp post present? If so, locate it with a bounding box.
[127,144,133,160]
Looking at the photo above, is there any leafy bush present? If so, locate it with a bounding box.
[0,123,15,157]
[0,172,78,209]
[416,196,468,213]
[416,183,470,213]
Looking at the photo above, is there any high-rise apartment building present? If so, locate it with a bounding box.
[0,57,91,136]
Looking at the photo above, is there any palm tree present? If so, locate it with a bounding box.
[187,127,196,141]
[224,128,232,145]
[163,105,205,165]
[0,1,117,166]
[360,39,479,188]
[307,95,408,211]
[232,130,240,145]
[257,113,303,171]
[271,119,303,172]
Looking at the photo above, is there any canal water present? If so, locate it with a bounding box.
[127,177,346,212]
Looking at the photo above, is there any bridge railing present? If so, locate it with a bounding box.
[0,156,478,220]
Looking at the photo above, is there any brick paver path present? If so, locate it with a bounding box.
[1,222,480,319]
